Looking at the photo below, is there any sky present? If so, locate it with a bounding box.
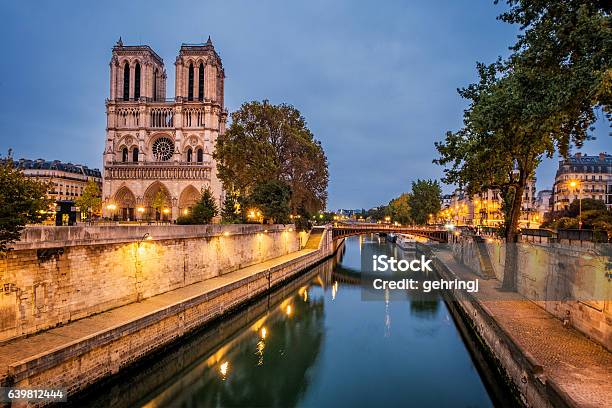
[0,0,609,210]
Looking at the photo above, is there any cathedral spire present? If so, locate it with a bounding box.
[206,36,213,46]
[116,36,123,47]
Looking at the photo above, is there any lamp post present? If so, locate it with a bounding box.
[569,180,582,229]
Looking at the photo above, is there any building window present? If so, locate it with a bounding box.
[132,147,139,162]
[197,148,203,163]
[153,68,158,101]
[152,137,175,161]
[134,62,141,99]
[123,62,130,101]
[198,63,204,101]
[187,148,193,162]
[122,147,128,162]
[188,63,194,101]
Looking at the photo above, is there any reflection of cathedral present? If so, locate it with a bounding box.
[102,37,226,220]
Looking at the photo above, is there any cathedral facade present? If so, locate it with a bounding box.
[102,38,226,221]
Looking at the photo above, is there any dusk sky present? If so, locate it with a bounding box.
[0,1,609,210]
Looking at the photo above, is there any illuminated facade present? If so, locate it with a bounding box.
[103,38,226,221]
[552,152,612,211]
[12,158,101,202]
[440,178,538,227]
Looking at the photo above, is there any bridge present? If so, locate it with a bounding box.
[331,223,448,243]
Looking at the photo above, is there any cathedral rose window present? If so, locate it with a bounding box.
[152,137,174,161]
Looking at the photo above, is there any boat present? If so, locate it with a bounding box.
[396,234,416,250]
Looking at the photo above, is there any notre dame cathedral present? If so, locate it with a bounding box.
[102,37,226,221]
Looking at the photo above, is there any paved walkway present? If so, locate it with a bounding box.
[433,247,611,408]
[0,248,316,382]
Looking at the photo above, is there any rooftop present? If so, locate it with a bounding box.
[9,158,102,178]
[560,152,611,165]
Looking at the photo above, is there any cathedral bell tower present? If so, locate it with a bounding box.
[103,37,227,221]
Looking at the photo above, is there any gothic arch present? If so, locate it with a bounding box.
[147,133,175,149]
[179,185,201,215]
[123,61,130,101]
[143,181,172,220]
[114,186,136,220]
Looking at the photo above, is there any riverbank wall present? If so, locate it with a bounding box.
[67,253,340,408]
[0,224,306,342]
[451,237,610,350]
[422,242,611,408]
[0,225,341,404]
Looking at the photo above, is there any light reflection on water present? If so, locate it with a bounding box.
[76,235,497,408]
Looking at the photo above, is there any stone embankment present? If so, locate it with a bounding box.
[422,242,611,408]
[0,224,340,404]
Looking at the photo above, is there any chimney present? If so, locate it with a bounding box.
[599,152,606,160]
[575,152,582,158]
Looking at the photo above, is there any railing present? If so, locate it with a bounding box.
[109,97,177,103]
[331,223,449,242]
[109,161,212,167]
[108,97,224,104]
[557,229,609,243]
[520,228,609,243]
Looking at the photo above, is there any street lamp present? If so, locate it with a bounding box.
[136,206,145,221]
[569,179,582,229]
[106,203,117,220]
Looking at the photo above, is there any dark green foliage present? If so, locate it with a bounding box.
[568,198,607,217]
[185,187,218,225]
[0,156,52,250]
[408,180,442,225]
[435,1,611,290]
[221,191,241,224]
[248,180,291,224]
[214,100,329,214]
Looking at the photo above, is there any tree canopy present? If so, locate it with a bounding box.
[434,0,611,290]
[408,180,441,225]
[221,191,241,224]
[248,180,291,224]
[75,180,102,220]
[214,100,329,215]
[0,157,52,250]
[181,187,218,224]
[387,193,412,225]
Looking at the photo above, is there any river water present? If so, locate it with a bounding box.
[74,235,505,408]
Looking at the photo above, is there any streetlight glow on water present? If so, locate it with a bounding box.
[75,235,504,407]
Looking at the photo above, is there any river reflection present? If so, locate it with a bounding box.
[74,235,497,408]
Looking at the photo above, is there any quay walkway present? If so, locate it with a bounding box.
[0,246,325,394]
[432,247,611,408]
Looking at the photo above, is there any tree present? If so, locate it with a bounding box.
[568,198,606,217]
[387,193,412,225]
[408,180,441,225]
[0,156,52,250]
[435,1,611,290]
[190,187,218,224]
[221,191,241,223]
[214,100,329,214]
[75,180,101,221]
[248,180,291,224]
[152,190,169,219]
[365,206,388,222]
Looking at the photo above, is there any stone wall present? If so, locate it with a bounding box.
[0,224,304,342]
[3,229,339,400]
[452,237,611,350]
